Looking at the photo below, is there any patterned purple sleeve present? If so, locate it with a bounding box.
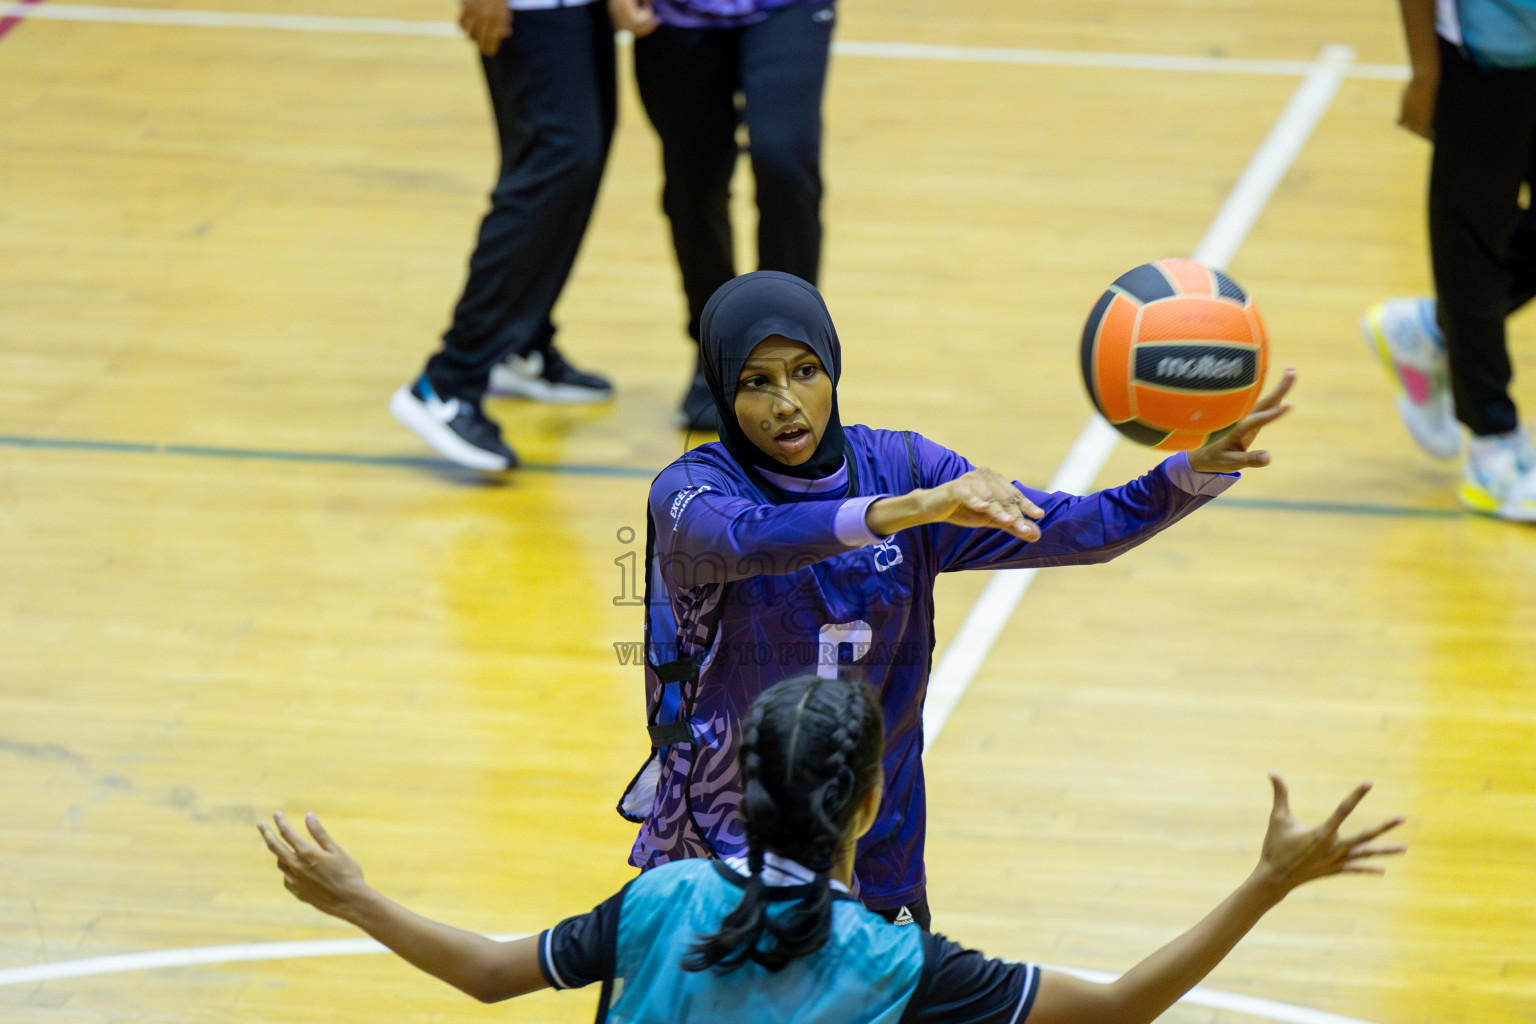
[907,436,1235,572]
[650,454,867,587]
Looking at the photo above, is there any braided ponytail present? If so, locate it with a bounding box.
[685,674,883,973]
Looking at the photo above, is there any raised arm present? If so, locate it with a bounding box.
[258,812,547,1003]
[1026,775,1405,1024]
[872,369,1295,571]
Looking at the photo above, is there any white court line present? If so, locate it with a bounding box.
[0,2,1406,79]
[1042,964,1386,1024]
[0,2,459,34]
[921,42,1356,744]
[0,936,521,986]
[0,28,1379,1024]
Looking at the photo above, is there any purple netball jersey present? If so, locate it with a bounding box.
[620,425,1234,910]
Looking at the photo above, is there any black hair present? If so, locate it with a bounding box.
[684,674,884,974]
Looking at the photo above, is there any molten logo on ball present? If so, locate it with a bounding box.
[1137,348,1258,389]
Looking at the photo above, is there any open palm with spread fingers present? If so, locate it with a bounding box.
[1256,773,1407,894]
[1027,774,1404,1024]
[1188,366,1298,474]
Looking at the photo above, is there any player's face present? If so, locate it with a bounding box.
[734,336,833,468]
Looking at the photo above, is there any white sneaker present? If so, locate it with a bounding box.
[390,374,517,471]
[1361,298,1461,460]
[487,346,613,403]
[1461,428,1536,522]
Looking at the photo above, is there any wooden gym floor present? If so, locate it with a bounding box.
[2,1,1533,1022]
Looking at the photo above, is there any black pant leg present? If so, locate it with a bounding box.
[1504,136,1536,314]
[1428,38,1536,436]
[633,26,742,343]
[739,1,834,286]
[431,6,617,400]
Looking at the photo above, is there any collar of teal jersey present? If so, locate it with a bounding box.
[723,851,851,893]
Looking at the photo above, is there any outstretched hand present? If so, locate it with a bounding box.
[1187,367,1297,474]
[922,467,1044,541]
[258,811,372,923]
[1254,773,1405,897]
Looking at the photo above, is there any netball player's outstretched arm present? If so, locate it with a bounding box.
[865,465,1045,540]
[1026,773,1404,1024]
[258,812,548,1003]
[866,369,1298,543]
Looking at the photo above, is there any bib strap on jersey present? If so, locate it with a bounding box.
[647,721,692,747]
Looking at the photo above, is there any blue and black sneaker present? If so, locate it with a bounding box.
[390,374,517,471]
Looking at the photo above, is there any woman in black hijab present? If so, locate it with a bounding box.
[621,271,1296,929]
[697,270,850,482]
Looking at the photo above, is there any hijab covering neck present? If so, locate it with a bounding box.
[698,271,849,481]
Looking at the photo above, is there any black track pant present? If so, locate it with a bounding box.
[428,5,617,402]
[1430,38,1536,436]
[633,2,834,344]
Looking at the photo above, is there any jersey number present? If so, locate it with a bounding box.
[817,620,872,680]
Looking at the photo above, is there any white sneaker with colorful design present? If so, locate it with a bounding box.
[1361,298,1461,460]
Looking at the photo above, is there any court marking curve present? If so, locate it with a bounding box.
[0,941,1384,1024]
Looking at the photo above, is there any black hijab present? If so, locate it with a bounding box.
[698,271,849,481]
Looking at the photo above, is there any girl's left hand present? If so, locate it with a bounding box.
[258,811,371,923]
[1187,367,1297,474]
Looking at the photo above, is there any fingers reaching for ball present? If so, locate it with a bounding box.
[1187,367,1297,474]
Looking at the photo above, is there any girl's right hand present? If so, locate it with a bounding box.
[1252,774,1406,901]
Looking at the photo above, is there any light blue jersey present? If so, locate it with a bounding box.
[1440,0,1536,68]
[614,861,921,1023]
[539,857,1042,1024]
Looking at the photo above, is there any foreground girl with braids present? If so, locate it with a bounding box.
[259,675,1405,1023]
